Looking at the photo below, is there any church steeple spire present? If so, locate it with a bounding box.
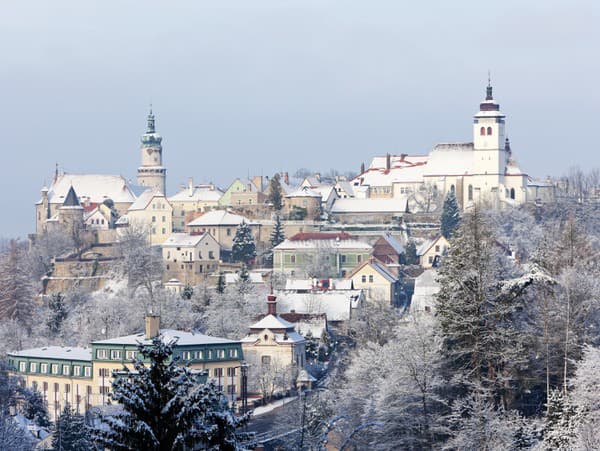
[486,71,493,100]
[146,105,155,133]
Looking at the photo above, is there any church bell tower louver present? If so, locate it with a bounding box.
[137,106,167,195]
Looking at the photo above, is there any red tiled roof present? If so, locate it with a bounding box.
[289,232,355,241]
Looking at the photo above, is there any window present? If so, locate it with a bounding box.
[84,367,91,378]
[468,185,473,201]
[126,350,137,360]
[162,216,166,222]
[226,228,231,236]
[97,349,108,359]
[228,349,238,358]
[357,255,362,263]
[73,366,81,377]
[291,255,296,264]
[54,383,59,393]
[261,355,271,365]
[341,255,347,263]
[43,382,48,393]
[435,245,440,252]
[152,216,156,222]
[29,362,37,373]
[209,251,214,259]
[162,228,166,234]
[368,275,374,283]
[480,126,485,136]
[19,362,26,372]
[217,349,225,359]
[227,384,236,394]
[99,368,110,377]
[361,275,366,283]
[213,368,223,377]
[63,365,70,375]
[100,386,109,395]
[182,351,192,360]
[227,367,236,377]
[487,126,493,135]
[428,256,434,264]
[41,363,48,374]
[65,384,70,394]
[510,188,515,200]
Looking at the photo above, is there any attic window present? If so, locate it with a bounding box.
[264,334,268,341]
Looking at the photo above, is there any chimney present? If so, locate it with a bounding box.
[267,294,277,316]
[145,314,160,339]
[400,153,407,161]
[315,173,321,183]
[188,178,193,196]
[283,172,289,185]
[360,162,365,174]
[386,153,391,170]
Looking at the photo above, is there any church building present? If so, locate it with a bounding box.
[352,82,533,210]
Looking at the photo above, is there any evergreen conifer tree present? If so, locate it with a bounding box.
[270,214,285,249]
[93,336,249,450]
[440,191,460,238]
[231,221,256,265]
[47,292,68,336]
[23,386,50,428]
[268,173,283,211]
[404,241,418,265]
[216,272,226,294]
[52,404,90,451]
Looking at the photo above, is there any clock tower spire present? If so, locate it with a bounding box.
[137,106,166,195]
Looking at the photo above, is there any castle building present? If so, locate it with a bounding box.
[351,82,534,210]
[137,108,167,195]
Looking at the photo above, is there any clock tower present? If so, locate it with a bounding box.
[137,107,166,194]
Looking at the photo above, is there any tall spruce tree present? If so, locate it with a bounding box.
[93,336,248,450]
[435,206,542,407]
[231,221,256,265]
[268,173,283,211]
[216,272,226,294]
[270,214,285,249]
[52,404,90,451]
[440,191,460,238]
[47,292,68,336]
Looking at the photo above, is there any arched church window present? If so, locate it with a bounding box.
[510,188,515,200]
[487,127,493,135]
[468,185,473,201]
[480,127,485,136]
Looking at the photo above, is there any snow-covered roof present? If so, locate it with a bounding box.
[286,186,322,198]
[423,143,474,176]
[379,233,405,254]
[297,368,317,382]
[168,185,224,202]
[274,237,372,251]
[349,258,398,283]
[411,269,440,313]
[311,185,337,200]
[241,330,305,344]
[187,210,252,227]
[331,197,408,214]
[9,346,92,362]
[249,314,295,330]
[43,173,136,205]
[505,158,525,176]
[284,278,354,291]
[224,272,264,284]
[335,181,355,197]
[416,235,446,256]
[92,329,239,347]
[128,189,167,211]
[162,233,207,247]
[353,155,428,187]
[272,290,363,321]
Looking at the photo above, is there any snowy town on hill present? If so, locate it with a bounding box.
[1,81,599,450]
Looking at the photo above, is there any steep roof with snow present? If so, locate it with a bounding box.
[128,189,167,211]
[9,346,92,362]
[42,173,136,205]
[249,314,295,331]
[286,186,322,198]
[187,210,252,227]
[353,155,428,187]
[162,233,207,247]
[272,290,363,321]
[379,233,405,254]
[422,143,474,176]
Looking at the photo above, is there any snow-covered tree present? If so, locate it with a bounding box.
[52,404,90,451]
[440,191,460,239]
[47,292,68,337]
[25,229,75,283]
[216,272,226,294]
[270,214,285,249]
[93,336,249,450]
[435,206,540,406]
[570,345,600,450]
[23,386,50,428]
[0,240,35,330]
[231,221,256,265]
[0,411,34,451]
[405,240,419,265]
[541,389,575,451]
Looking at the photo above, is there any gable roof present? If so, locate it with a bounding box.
[417,235,448,256]
[348,257,398,283]
[285,186,322,198]
[162,232,208,247]
[378,233,405,254]
[62,186,81,207]
[187,210,252,227]
[43,173,136,205]
[168,185,224,203]
[128,189,168,211]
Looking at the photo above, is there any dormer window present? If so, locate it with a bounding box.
[487,127,493,135]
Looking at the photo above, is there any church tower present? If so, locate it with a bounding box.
[472,80,509,176]
[137,107,167,194]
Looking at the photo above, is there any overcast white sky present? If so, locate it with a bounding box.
[2,0,599,237]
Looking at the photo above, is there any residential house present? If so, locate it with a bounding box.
[186,210,262,252]
[330,197,408,224]
[282,186,322,220]
[162,232,220,284]
[334,180,355,199]
[7,315,244,420]
[168,179,224,231]
[219,178,266,207]
[372,233,405,274]
[348,258,402,306]
[273,289,364,322]
[417,235,449,268]
[119,189,173,245]
[410,269,439,313]
[273,232,372,277]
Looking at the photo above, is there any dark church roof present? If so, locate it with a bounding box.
[62,186,81,207]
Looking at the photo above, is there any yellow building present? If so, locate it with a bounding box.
[348,258,402,305]
[168,179,224,232]
[119,189,173,245]
[417,235,449,268]
[7,315,244,421]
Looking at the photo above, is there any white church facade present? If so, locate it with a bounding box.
[351,83,537,210]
